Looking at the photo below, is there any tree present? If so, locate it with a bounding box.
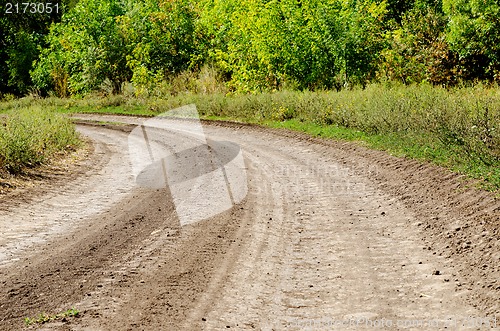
[32,0,130,95]
[443,0,500,81]
[125,0,199,90]
[0,0,78,95]
[31,0,199,95]
[198,0,387,91]
[378,6,457,85]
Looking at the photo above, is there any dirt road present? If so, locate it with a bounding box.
[0,115,498,330]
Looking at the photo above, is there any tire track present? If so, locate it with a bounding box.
[0,126,135,267]
[0,115,497,330]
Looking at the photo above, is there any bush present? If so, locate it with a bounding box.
[199,0,387,91]
[31,0,130,96]
[377,7,457,85]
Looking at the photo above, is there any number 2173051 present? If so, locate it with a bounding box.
[5,2,60,14]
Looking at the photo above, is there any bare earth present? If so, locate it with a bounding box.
[0,114,498,330]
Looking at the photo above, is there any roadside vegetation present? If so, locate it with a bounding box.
[0,0,498,190]
[24,308,80,326]
[1,82,498,191]
[2,0,500,97]
[0,106,80,175]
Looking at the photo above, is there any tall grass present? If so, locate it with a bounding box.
[1,83,498,189]
[195,84,500,188]
[0,106,80,174]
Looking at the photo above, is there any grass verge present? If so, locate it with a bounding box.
[2,83,499,191]
[265,119,499,191]
[0,106,80,174]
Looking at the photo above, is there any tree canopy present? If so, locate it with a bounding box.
[0,0,498,96]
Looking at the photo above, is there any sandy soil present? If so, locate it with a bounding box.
[0,114,498,330]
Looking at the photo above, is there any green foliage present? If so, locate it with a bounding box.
[6,31,40,94]
[0,0,78,95]
[2,0,500,94]
[24,308,80,326]
[0,106,80,174]
[378,6,457,84]
[32,0,130,95]
[443,0,500,81]
[124,0,199,92]
[199,0,387,91]
[31,0,198,96]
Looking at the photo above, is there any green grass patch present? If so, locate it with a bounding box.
[0,106,80,174]
[268,119,369,141]
[62,104,157,117]
[24,308,80,326]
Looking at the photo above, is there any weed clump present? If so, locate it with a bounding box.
[0,106,80,174]
[24,308,80,326]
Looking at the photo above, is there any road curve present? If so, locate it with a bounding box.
[0,114,498,330]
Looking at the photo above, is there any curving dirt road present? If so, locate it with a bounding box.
[0,114,498,330]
